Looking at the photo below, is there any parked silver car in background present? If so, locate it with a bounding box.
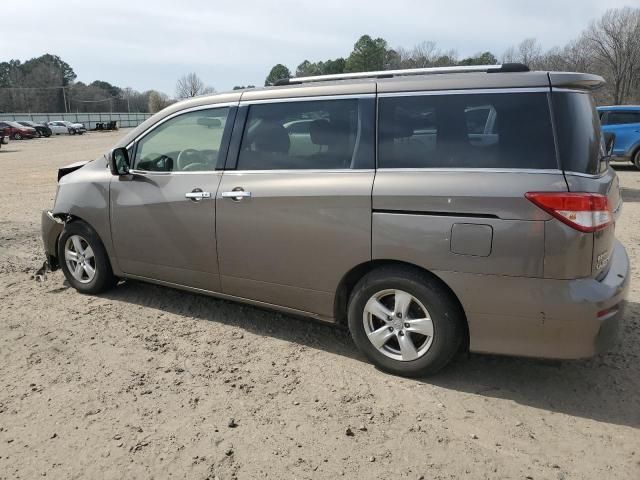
[41,64,629,377]
[48,120,87,135]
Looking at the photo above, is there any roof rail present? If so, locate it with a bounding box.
[274,63,529,86]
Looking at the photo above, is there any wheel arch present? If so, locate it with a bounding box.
[631,142,640,166]
[54,213,119,275]
[333,260,470,350]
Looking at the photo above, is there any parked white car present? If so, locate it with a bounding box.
[47,121,87,135]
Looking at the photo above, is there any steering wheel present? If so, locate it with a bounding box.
[177,149,206,171]
[142,153,174,171]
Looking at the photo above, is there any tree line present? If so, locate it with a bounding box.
[0,54,174,114]
[0,6,637,113]
[265,6,640,105]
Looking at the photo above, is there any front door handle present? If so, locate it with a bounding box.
[221,189,251,201]
[185,188,211,201]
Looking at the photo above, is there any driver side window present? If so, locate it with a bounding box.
[133,107,230,172]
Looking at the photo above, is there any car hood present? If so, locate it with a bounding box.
[57,159,92,182]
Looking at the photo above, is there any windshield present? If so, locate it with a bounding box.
[552,91,605,175]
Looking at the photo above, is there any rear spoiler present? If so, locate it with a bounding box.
[548,72,605,91]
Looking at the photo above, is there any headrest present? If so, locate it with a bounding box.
[389,115,415,139]
[309,119,339,146]
[253,122,290,153]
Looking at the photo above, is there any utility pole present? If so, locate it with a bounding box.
[62,86,68,113]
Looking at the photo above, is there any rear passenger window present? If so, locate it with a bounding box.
[237,99,366,170]
[378,93,557,169]
[605,112,640,125]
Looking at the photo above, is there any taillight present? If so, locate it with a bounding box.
[525,192,612,233]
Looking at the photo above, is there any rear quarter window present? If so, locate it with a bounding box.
[378,92,557,169]
[552,92,604,175]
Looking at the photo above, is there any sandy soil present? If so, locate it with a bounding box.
[0,131,638,480]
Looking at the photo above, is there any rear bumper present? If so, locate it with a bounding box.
[572,240,629,356]
[41,210,64,270]
[438,240,630,359]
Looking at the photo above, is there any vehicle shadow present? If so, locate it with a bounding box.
[611,164,637,172]
[621,187,640,203]
[100,280,640,429]
[611,165,640,202]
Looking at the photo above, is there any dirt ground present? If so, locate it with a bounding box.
[0,130,638,480]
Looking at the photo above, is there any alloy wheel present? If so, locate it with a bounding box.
[362,289,434,361]
[64,235,96,284]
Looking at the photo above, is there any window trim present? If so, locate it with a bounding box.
[377,87,550,98]
[127,103,236,175]
[238,93,375,106]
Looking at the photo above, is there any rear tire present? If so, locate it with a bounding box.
[13,133,22,140]
[633,149,640,170]
[348,266,464,378]
[57,220,117,294]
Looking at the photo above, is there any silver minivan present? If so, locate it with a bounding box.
[41,64,630,377]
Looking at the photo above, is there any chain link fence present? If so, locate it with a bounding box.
[0,112,152,129]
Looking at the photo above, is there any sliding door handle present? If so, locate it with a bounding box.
[221,190,251,201]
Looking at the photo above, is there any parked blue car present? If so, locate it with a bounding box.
[597,105,640,169]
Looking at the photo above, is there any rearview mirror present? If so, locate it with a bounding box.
[110,147,130,175]
[197,117,223,128]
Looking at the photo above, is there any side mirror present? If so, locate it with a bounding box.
[110,147,130,175]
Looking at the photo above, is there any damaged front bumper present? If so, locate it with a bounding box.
[41,210,64,270]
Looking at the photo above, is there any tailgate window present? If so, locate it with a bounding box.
[552,92,605,175]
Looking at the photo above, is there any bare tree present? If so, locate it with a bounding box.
[176,72,215,99]
[394,41,458,69]
[409,41,440,67]
[501,38,543,68]
[581,7,640,104]
[148,90,172,113]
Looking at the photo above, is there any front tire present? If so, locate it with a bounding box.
[13,133,22,140]
[57,220,117,294]
[633,149,640,170]
[348,266,464,377]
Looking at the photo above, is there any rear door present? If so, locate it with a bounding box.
[552,91,621,278]
[372,87,566,278]
[215,95,375,318]
[601,109,640,158]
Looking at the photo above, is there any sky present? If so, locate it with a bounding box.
[0,0,635,96]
